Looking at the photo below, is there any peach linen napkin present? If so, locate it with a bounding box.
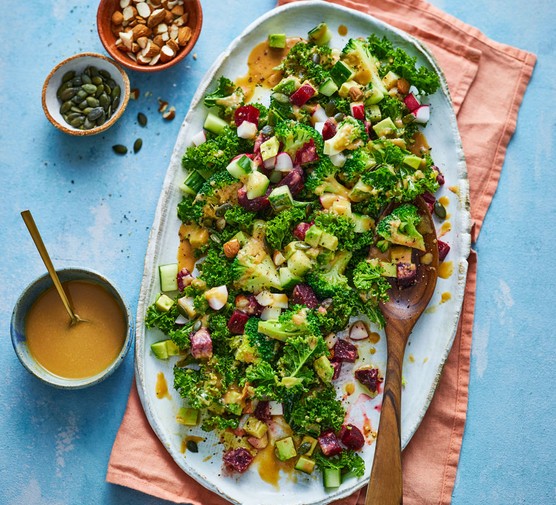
[106,0,536,503]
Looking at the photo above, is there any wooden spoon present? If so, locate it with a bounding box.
[21,210,87,326]
[365,196,439,505]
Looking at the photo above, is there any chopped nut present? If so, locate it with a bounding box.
[112,10,124,25]
[137,36,149,49]
[147,7,166,27]
[153,34,165,47]
[142,41,161,58]
[166,38,179,53]
[164,9,174,24]
[177,26,191,46]
[135,1,151,18]
[349,86,364,101]
[171,4,184,16]
[223,239,241,259]
[162,106,176,120]
[159,44,175,63]
[130,88,140,100]
[397,78,410,95]
[131,23,150,40]
[122,5,137,21]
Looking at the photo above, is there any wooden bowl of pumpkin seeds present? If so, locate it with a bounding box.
[42,53,130,136]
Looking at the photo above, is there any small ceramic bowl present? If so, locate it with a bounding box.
[96,0,202,72]
[11,268,133,389]
[42,52,130,136]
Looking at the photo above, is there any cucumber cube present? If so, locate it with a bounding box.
[159,263,179,292]
[244,416,268,438]
[318,231,338,251]
[287,250,312,277]
[304,225,323,247]
[260,136,280,161]
[279,267,302,290]
[351,213,374,233]
[275,437,297,461]
[176,407,199,426]
[180,170,206,195]
[151,340,169,360]
[203,112,228,135]
[373,117,397,138]
[298,435,318,456]
[227,154,254,179]
[295,455,316,474]
[318,77,339,97]
[330,60,355,86]
[269,185,294,212]
[338,80,360,98]
[367,104,382,123]
[308,23,332,46]
[283,241,304,260]
[323,467,341,488]
[268,33,287,49]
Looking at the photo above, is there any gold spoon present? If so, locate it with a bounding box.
[21,210,86,326]
[365,196,439,505]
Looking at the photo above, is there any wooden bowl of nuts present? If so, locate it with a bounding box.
[97,0,202,72]
[42,52,130,136]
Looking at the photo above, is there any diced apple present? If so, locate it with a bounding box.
[350,102,365,120]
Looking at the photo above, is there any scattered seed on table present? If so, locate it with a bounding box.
[434,201,447,219]
[112,144,128,155]
[137,112,147,127]
[133,138,143,153]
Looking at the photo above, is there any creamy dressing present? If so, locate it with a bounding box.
[25,280,126,379]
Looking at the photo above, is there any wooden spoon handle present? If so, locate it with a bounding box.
[365,323,407,505]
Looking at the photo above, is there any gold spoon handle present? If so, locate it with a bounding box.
[21,210,78,325]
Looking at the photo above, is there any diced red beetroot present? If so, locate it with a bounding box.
[227,310,250,334]
[293,222,312,241]
[397,263,417,287]
[237,187,270,212]
[433,166,445,185]
[290,83,316,107]
[339,424,365,451]
[190,328,213,359]
[253,400,271,422]
[235,294,263,316]
[223,448,254,473]
[422,191,436,213]
[322,119,337,141]
[350,102,365,120]
[404,93,420,112]
[177,267,193,291]
[331,360,342,380]
[234,105,260,127]
[438,240,450,261]
[291,283,319,309]
[354,367,383,396]
[277,166,304,196]
[333,339,358,363]
[294,139,319,165]
[318,430,343,457]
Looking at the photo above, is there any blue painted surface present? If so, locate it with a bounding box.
[0,1,554,504]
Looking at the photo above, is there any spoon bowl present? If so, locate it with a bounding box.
[366,196,439,505]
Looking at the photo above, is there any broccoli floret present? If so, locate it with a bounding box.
[257,306,322,341]
[313,211,355,250]
[305,158,351,198]
[224,205,256,234]
[279,41,335,86]
[314,290,359,334]
[268,95,295,125]
[181,127,251,177]
[145,300,180,334]
[276,334,327,389]
[352,259,391,305]
[274,120,323,162]
[315,449,365,478]
[243,317,278,363]
[376,203,425,251]
[231,237,282,292]
[177,195,203,225]
[195,171,243,222]
[341,38,387,97]
[306,250,352,299]
[204,76,245,120]
[324,116,367,156]
[265,206,306,250]
[367,35,440,95]
[273,76,302,96]
[339,147,376,186]
[378,95,406,123]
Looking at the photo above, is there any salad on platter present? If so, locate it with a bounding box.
[144,22,450,490]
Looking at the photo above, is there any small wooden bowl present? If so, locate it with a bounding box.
[97,0,202,73]
[42,52,130,136]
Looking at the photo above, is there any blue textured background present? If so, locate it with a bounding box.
[1,1,554,504]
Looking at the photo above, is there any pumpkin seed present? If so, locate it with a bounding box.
[71,76,82,86]
[91,76,103,86]
[88,107,104,121]
[76,89,88,100]
[62,70,75,83]
[137,112,147,127]
[133,138,143,153]
[82,83,97,95]
[78,100,88,110]
[186,440,199,453]
[89,66,99,77]
[111,85,121,100]
[112,144,128,155]
[99,93,110,110]
[60,87,77,101]
[83,118,95,129]
[60,101,72,114]
[112,97,120,110]
[86,96,99,107]
[82,107,93,116]
[81,73,92,85]
[104,84,112,96]
[96,111,106,126]
[99,69,111,79]
[70,116,84,127]
[433,202,447,219]
[70,106,82,114]
[57,81,71,98]
[193,320,202,331]
[95,84,105,97]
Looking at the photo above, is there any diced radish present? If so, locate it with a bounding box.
[255,290,274,307]
[234,104,260,127]
[322,118,337,141]
[204,285,228,311]
[290,83,316,106]
[268,401,284,416]
[237,120,258,139]
[330,153,346,168]
[350,102,365,120]
[325,332,338,350]
[260,306,282,321]
[409,85,419,96]
[349,321,369,341]
[177,267,194,291]
[275,152,293,172]
[404,93,420,112]
[293,222,311,241]
[311,104,328,123]
[174,314,189,326]
[248,433,269,449]
[191,130,206,146]
[313,121,325,135]
[412,104,430,124]
[263,156,276,170]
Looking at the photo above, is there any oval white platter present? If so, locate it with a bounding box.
[135,1,472,504]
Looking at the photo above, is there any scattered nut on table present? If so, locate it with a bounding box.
[112,0,193,66]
